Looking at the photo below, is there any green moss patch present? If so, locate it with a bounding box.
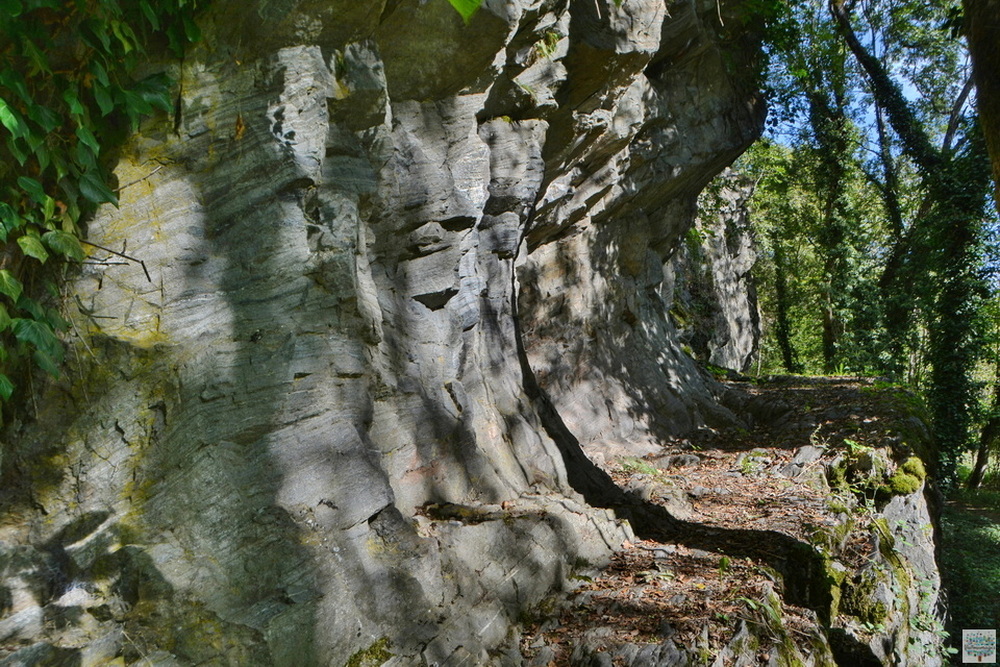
[345,637,393,667]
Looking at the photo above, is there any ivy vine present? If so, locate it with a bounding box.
[0,0,202,406]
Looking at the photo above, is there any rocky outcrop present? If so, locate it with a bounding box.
[516,0,766,461]
[516,378,948,666]
[0,0,941,665]
[666,170,759,373]
[0,0,766,662]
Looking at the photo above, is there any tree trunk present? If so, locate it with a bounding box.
[968,417,996,489]
[964,0,1000,209]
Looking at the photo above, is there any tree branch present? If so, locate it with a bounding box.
[943,75,975,156]
[828,0,941,174]
[874,105,905,239]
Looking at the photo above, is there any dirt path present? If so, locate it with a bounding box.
[519,375,929,665]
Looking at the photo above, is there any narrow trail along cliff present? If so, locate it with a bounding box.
[521,376,944,665]
[0,0,950,665]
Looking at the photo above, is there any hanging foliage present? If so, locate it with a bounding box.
[0,0,203,405]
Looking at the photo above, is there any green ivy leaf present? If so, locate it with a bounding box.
[0,97,27,139]
[35,142,51,175]
[0,304,12,333]
[0,70,30,104]
[18,234,49,263]
[80,18,111,53]
[133,73,174,113]
[0,271,23,303]
[8,139,29,165]
[15,294,43,320]
[139,0,160,29]
[0,202,19,240]
[122,89,154,117]
[25,127,44,152]
[63,88,85,116]
[42,195,55,223]
[90,59,110,87]
[50,150,69,182]
[42,230,85,260]
[27,103,60,133]
[182,13,201,42]
[12,317,62,360]
[75,138,97,169]
[79,170,118,206]
[21,38,51,75]
[75,125,100,156]
[446,0,481,22]
[33,349,60,378]
[0,374,14,401]
[16,176,46,204]
[110,20,136,55]
[45,307,69,332]
[93,82,114,116]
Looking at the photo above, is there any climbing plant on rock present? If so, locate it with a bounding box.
[830,0,992,487]
[0,0,202,406]
[446,0,622,22]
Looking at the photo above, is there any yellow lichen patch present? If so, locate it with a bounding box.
[365,534,403,558]
[345,637,393,667]
[82,314,171,351]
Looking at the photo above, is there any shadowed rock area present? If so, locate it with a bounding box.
[0,0,944,665]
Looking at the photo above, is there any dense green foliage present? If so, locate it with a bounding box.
[0,0,201,407]
[744,0,997,487]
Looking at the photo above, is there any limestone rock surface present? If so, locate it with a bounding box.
[666,171,760,373]
[0,0,921,665]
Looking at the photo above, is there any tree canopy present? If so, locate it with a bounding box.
[745,0,997,488]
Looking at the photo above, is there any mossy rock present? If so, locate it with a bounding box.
[885,472,921,495]
[880,456,927,497]
[823,558,848,620]
[345,637,393,667]
[900,456,926,481]
[840,569,889,626]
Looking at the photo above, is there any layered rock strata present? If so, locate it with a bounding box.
[666,171,760,374]
[0,0,930,665]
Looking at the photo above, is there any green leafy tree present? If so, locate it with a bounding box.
[744,0,895,377]
[747,0,994,486]
[831,0,992,486]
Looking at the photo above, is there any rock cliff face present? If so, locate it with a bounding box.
[0,1,941,665]
[666,171,759,373]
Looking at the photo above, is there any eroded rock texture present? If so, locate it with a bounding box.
[667,171,759,374]
[0,0,766,664]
